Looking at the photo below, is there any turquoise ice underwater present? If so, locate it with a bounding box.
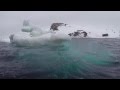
[9,38,118,79]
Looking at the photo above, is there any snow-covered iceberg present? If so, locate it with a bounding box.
[9,21,71,46]
[9,20,120,46]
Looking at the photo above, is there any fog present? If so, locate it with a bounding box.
[0,11,120,39]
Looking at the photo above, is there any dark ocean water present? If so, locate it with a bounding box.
[0,38,120,79]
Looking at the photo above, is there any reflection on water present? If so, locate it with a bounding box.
[0,38,120,79]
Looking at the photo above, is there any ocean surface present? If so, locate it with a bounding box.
[0,38,120,79]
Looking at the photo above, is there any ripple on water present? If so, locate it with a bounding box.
[0,38,120,79]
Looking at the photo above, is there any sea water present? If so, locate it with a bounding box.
[0,38,120,79]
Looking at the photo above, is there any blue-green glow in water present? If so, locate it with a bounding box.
[0,38,120,79]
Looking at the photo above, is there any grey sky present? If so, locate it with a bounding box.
[0,11,120,38]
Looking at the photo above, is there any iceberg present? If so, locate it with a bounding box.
[9,20,120,46]
[9,20,71,46]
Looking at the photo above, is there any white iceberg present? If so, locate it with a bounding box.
[9,20,71,46]
[9,20,120,46]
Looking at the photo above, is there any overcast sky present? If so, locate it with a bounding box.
[0,11,120,38]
